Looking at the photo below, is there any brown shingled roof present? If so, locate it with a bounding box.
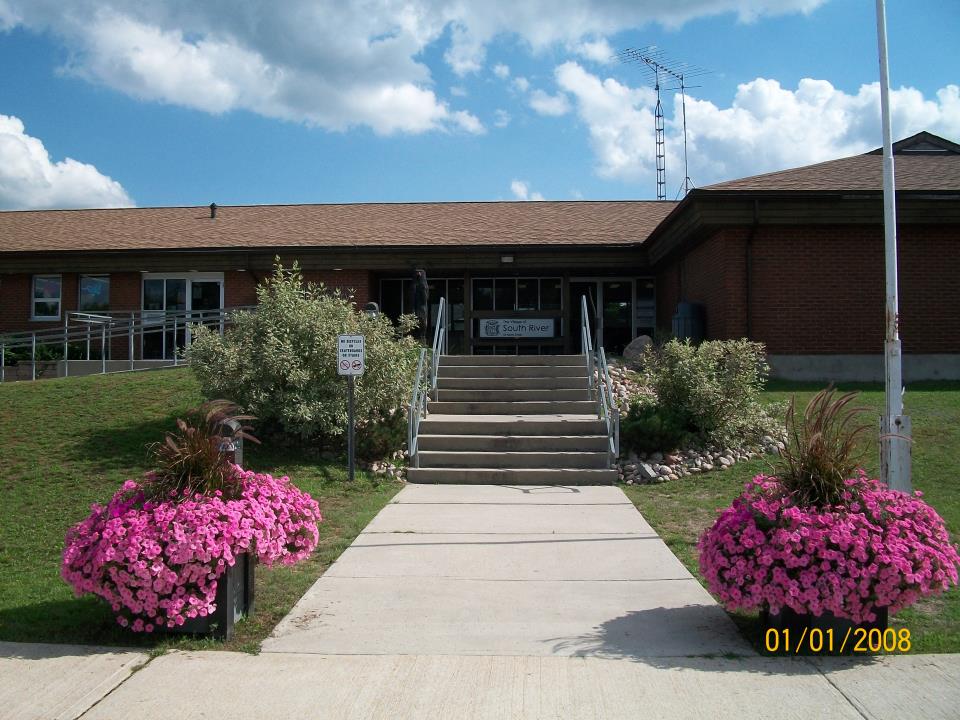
[0,200,677,254]
[703,132,960,193]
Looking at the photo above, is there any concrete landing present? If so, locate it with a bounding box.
[0,642,147,720]
[262,484,749,658]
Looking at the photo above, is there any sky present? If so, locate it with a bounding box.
[0,0,958,210]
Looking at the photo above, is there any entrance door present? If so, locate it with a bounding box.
[569,279,635,355]
[142,274,223,359]
[570,281,599,353]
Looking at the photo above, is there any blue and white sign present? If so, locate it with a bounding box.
[480,319,554,338]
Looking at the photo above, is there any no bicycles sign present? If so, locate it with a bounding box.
[337,334,365,376]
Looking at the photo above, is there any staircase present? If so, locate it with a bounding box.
[407,354,618,485]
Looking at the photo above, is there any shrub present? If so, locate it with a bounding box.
[639,338,778,447]
[620,402,691,454]
[62,468,321,632]
[188,262,420,444]
[775,388,872,507]
[698,472,960,623]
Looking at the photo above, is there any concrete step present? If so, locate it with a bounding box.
[436,377,590,390]
[427,400,597,415]
[438,365,589,379]
[440,354,585,367]
[417,434,610,452]
[416,451,610,469]
[418,415,606,436]
[406,467,617,485]
[433,389,593,402]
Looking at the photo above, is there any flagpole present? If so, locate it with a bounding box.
[875,0,911,492]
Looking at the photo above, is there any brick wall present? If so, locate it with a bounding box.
[656,224,960,355]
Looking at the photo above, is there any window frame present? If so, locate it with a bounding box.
[31,274,63,321]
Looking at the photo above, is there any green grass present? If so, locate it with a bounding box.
[622,381,960,654]
[0,368,401,652]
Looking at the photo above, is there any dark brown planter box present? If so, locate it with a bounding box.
[761,604,888,656]
[173,553,255,640]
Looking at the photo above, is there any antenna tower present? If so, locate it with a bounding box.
[617,47,710,199]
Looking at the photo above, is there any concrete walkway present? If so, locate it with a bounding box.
[4,484,960,719]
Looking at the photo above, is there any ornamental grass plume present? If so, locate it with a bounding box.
[774,387,872,508]
[144,400,260,501]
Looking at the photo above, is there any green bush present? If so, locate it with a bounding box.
[188,262,421,446]
[639,338,778,448]
[620,402,691,454]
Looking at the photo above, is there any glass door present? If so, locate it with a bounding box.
[142,275,222,360]
[569,279,635,354]
[601,281,633,354]
[570,281,599,353]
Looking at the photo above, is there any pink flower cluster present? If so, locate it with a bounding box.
[698,471,960,623]
[61,467,321,632]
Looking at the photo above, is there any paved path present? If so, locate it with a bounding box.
[4,484,959,719]
[262,483,748,657]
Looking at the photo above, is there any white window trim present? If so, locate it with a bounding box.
[31,274,63,321]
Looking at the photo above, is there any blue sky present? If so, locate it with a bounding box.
[0,0,957,210]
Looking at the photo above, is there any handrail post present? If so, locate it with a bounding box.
[63,322,69,377]
[101,324,107,374]
[1,343,5,383]
[31,332,36,381]
[173,315,178,366]
[128,316,135,370]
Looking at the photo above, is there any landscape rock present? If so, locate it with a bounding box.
[622,335,653,363]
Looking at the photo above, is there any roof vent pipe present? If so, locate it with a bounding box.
[210,202,217,219]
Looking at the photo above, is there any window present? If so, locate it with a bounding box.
[32,275,62,320]
[79,275,110,312]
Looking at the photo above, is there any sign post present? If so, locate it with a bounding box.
[337,334,365,481]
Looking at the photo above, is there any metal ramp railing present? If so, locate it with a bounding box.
[0,306,255,382]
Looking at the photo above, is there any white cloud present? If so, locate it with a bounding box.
[512,76,530,93]
[510,179,545,201]
[529,89,571,116]
[451,110,486,134]
[556,61,960,191]
[0,114,133,210]
[493,109,511,128]
[571,37,614,64]
[0,1,826,134]
[492,63,510,79]
[450,85,468,97]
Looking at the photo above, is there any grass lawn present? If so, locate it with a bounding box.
[622,380,960,654]
[0,368,401,653]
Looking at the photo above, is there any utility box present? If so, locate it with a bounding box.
[672,302,705,343]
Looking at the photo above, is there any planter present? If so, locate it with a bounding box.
[174,553,256,640]
[761,604,888,656]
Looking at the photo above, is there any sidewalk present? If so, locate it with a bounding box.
[3,484,959,719]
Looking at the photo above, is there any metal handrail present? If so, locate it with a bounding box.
[407,297,448,466]
[580,295,619,466]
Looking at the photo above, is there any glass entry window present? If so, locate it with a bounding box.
[379,277,465,352]
[142,274,223,360]
[471,277,563,355]
[570,278,652,355]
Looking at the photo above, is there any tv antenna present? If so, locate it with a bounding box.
[616,47,710,199]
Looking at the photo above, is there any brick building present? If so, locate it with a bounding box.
[1,131,958,380]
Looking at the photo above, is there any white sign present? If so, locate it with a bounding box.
[337,334,365,375]
[479,318,555,338]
